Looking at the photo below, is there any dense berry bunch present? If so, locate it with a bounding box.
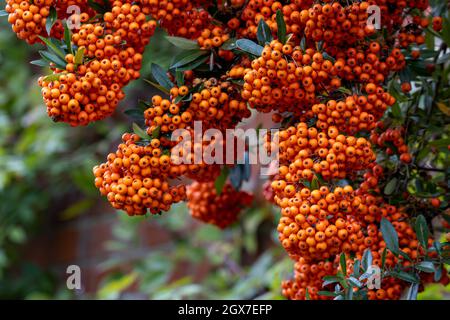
[186,182,253,229]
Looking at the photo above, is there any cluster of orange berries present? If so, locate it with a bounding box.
[145,80,251,135]
[312,84,395,135]
[242,40,341,114]
[37,1,157,126]
[5,0,95,44]
[186,182,253,229]
[93,133,186,215]
[276,185,370,261]
[370,124,412,164]
[333,45,406,84]
[272,123,375,184]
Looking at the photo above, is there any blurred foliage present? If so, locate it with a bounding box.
[0,12,125,298]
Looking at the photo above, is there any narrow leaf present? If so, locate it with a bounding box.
[165,36,199,50]
[151,64,174,91]
[236,39,263,56]
[415,215,429,250]
[215,167,229,195]
[380,217,399,254]
[45,7,57,35]
[276,10,287,44]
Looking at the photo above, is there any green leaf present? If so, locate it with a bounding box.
[389,270,420,284]
[340,253,347,276]
[74,47,85,66]
[347,277,362,288]
[322,52,336,63]
[361,249,372,271]
[229,166,242,190]
[64,21,73,55]
[406,283,419,300]
[175,56,208,71]
[381,248,387,269]
[236,39,263,56]
[276,10,287,44]
[391,103,402,119]
[322,276,341,287]
[353,260,361,277]
[143,79,170,95]
[87,0,111,14]
[151,126,161,139]
[151,63,174,91]
[415,261,435,273]
[175,70,184,87]
[257,18,272,45]
[215,167,229,195]
[318,291,338,297]
[221,38,237,50]
[124,109,144,123]
[171,50,209,70]
[305,288,311,300]
[42,73,63,82]
[132,123,149,140]
[384,178,398,195]
[45,7,58,35]
[380,217,399,254]
[38,36,66,62]
[310,176,320,190]
[39,50,66,69]
[30,59,50,67]
[165,36,199,50]
[415,215,429,250]
[0,10,9,17]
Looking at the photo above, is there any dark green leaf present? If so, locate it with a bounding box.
[151,126,161,139]
[389,270,420,284]
[381,248,387,269]
[45,7,58,36]
[229,166,243,190]
[384,178,398,195]
[143,79,170,95]
[318,291,338,297]
[175,70,184,87]
[406,283,419,300]
[151,64,174,91]
[38,36,66,61]
[221,38,237,51]
[380,217,399,254]
[276,10,286,44]
[215,167,229,195]
[39,50,66,69]
[348,277,362,288]
[236,39,263,57]
[434,265,442,282]
[165,36,199,50]
[340,253,347,276]
[171,50,208,69]
[132,123,149,140]
[415,215,429,250]
[353,260,361,277]
[361,249,372,271]
[415,261,435,273]
[30,59,50,67]
[176,55,209,71]
[257,18,272,45]
[63,22,73,55]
